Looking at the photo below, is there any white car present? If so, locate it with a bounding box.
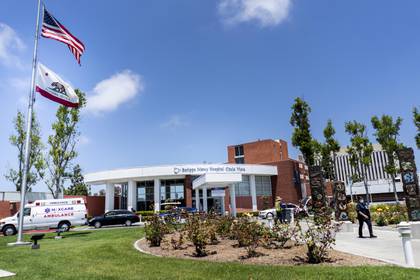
[0,198,87,236]
[258,203,298,219]
[258,208,277,219]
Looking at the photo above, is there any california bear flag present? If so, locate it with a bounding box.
[36,63,79,107]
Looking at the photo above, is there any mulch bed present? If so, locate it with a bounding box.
[137,233,386,266]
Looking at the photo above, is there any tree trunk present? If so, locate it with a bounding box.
[391,173,399,204]
[362,165,370,204]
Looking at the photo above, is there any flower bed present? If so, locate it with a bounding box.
[347,203,408,226]
[136,234,384,266]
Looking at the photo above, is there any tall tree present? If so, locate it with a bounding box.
[414,107,420,149]
[290,97,315,166]
[345,121,373,203]
[64,164,89,196]
[322,120,340,181]
[5,111,44,192]
[371,115,403,203]
[42,90,86,198]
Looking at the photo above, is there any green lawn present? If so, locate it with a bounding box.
[0,227,418,280]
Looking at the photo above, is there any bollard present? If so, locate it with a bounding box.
[397,222,415,267]
[267,215,274,229]
[289,209,294,224]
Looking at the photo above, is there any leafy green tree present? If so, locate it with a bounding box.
[64,164,89,196]
[5,111,44,192]
[290,97,315,166]
[414,107,420,149]
[321,120,340,181]
[371,115,403,203]
[42,90,86,198]
[345,121,373,203]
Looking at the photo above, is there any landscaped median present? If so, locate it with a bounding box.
[0,226,418,280]
[140,213,386,266]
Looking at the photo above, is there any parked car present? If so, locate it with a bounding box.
[89,210,140,228]
[258,203,298,219]
[0,198,87,236]
[159,206,197,222]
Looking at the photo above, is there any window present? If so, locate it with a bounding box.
[160,179,185,206]
[234,145,244,157]
[23,208,31,216]
[234,145,245,164]
[255,176,272,196]
[105,211,117,216]
[234,175,250,196]
[137,181,154,211]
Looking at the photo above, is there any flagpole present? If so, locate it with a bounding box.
[10,0,42,245]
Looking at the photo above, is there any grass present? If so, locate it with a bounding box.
[0,227,418,280]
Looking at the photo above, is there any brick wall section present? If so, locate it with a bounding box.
[64,195,120,217]
[0,201,20,219]
[227,139,289,164]
[226,138,311,207]
[184,175,193,207]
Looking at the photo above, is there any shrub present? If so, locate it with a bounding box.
[237,211,259,218]
[269,223,298,249]
[136,210,167,218]
[374,210,389,227]
[215,215,234,238]
[370,203,408,226]
[298,210,340,264]
[232,218,265,258]
[185,215,211,257]
[347,202,357,223]
[145,215,168,247]
[170,232,186,250]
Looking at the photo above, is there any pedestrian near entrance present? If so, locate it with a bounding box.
[356,196,377,238]
[275,196,286,223]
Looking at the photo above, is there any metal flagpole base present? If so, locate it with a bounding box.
[7,241,32,247]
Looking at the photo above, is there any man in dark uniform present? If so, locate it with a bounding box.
[356,196,377,238]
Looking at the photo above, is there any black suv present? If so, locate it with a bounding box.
[89,210,139,228]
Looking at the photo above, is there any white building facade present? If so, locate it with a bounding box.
[84,163,277,216]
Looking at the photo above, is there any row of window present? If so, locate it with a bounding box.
[335,151,390,184]
[234,175,272,197]
[135,176,272,210]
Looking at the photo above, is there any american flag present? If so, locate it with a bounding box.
[41,8,85,65]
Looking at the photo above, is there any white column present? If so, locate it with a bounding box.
[203,187,208,212]
[154,178,160,212]
[127,180,137,211]
[105,182,114,212]
[229,184,237,217]
[250,175,257,211]
[195,189,200,210]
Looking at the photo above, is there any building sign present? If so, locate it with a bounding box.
[397,148,420,221]
[333,181,349,221]
[211,188,226,197]
[173,165,247,175]
[309,165,327,211]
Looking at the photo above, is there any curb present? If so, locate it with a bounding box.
[133,238,162,257]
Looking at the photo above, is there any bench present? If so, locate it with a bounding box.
[30,233,45,249]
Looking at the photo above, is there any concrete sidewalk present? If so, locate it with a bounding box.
[0,270,15,278]
[335,227,420,267]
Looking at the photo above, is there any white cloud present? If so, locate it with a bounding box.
[0,23,25,68]
[78,135,90,145]
[218,0,292,27]
[161,115,190,130]
[85,70,144,115]
[9,77,30,93]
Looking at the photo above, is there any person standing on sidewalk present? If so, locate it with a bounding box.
[356,196,377,238]
[275,196,286,223]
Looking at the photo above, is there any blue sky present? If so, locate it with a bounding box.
[0,0,419,192]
